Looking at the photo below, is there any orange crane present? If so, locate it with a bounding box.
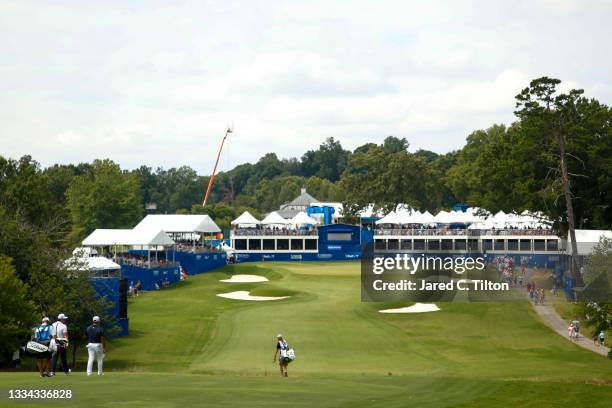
[202,127,232,206]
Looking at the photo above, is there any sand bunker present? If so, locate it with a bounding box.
[379,303,440,314]
[220,274,269,283]
[217,291,290,301]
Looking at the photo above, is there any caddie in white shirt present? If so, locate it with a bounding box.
[50,313,69,376]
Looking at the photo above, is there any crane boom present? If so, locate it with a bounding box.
[202,127,232,206]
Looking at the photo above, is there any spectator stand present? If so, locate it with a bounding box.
[82,228,179,291]
[133,214,226,275]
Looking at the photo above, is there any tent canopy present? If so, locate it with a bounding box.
[231,211,260,226]
[375,211,403,225]
[261,211,289,225]
[366,203,553,229]
[134,214,221,233]
[82,229,175,247]
[436,210,479,224]
[65,256,121,271]
[291,211,318,225]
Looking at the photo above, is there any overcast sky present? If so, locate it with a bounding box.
[1,0,611,173]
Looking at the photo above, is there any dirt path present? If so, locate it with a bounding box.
[521,268,609,357]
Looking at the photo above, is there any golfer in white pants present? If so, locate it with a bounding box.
[86,316,106,376]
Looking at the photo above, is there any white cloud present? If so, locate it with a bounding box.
[0,0,610,172]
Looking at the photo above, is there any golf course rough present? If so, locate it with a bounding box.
[4,261,611,408]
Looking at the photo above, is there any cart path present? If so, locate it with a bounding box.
[522,268,609,357]
[530,301,609,356]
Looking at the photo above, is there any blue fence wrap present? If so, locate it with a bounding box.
[120,264,180,291]
[89,277,129,336]
[173,251,227,275]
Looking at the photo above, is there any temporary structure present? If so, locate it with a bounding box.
[134,214,220,233]
[231,211,261,227]
[375,212,403,225]
[260,211,290,225]
[82,229,175,247]
[291,211,318,225]
[65,255,121,271]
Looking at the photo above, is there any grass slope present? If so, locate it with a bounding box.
[2,261,611,407]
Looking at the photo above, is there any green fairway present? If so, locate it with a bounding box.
[2,261,611,407]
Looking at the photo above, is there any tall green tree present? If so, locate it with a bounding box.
[0,155,61,228]
[0,256,37,354]
[66,159,142,241]
[514,77,612,280]
[340,137,431,216]
[301,137,350,182]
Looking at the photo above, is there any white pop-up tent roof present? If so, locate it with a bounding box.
[65,256,121,271]
[260,211,289,225]
[134,214,221,233]
[415,210,436,224]
[375,211,403,225]
[291,211,318,225]
[433,210,453,224]
[82,228,175,247]
[231,211,260,226]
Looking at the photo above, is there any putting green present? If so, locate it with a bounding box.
[3,262,611,407]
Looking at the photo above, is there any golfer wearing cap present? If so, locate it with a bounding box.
[86,316,106,376]
[273,334,289,377]
[50,313,69,376]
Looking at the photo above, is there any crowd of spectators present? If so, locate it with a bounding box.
[116,253,177,269]
[174,241,223,253]
[232,226,317,236]
[375,225,554,236]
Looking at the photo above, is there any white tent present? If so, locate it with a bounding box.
[231,211,260,226]
[375,211,403,225]
[291,211,318,225]
[260,211,290,225]
[134,214,220,233]
[433,210,482,225]
[82,229,175,247]
[433,210,452,224]
[417,211,437,224]
[395,211,417,224]
[65,256,121,271]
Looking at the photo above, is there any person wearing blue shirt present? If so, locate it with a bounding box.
[33,317,52,377]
